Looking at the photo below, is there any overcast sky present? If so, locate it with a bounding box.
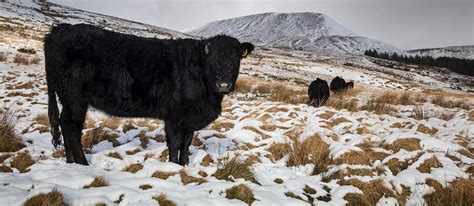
[51,0,473,50]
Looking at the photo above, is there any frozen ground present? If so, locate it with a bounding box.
[0,44,473,205]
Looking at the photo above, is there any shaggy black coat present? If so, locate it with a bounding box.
[330,76,348,93]
[44,23,254,165]
[308,78,329,107]
[347,81,354,89]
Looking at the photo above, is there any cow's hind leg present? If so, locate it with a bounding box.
[179,131,194,165]
[60,103,88,165]
[165,122,183,164]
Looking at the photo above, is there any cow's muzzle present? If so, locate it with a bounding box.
[216,82,232,94]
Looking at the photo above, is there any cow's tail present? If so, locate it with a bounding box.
[47,76,62,148]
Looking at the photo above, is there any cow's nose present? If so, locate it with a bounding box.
[216,82,232,93]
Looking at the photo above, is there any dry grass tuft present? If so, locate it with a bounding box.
[24,189,68,206]
[267,143,290,161]
[52,149,65,158]
[152,170,176,179]
[235,77,306,104]
[417,157,442,173]
[432,95,471,110]
[0,154,11,163]
[159,148,169,161]
[424,178,474,206]
[179,170,207,185]
[0,52,7,62]
[126,148,141,155]
[287,135,331,175]
[0,109,25,152]
[200,154,214,166]
[153,194,176,206]
[0,165,13,173]
[325,95,358,112]
[362,97,395,115]
[106,151,123,160]
[13,54,30,65]
[139,184,152,190]
[82,128,119,152]
[413,106,429,120]
[30,56,41,64]
[274,178,284,184]
[83,176,109,189]
[225,184,256,205]
[122,163,143,173]
[214,155,256,183]
[341,179,409,206]
[11,152,34,173]
[385,138,422,152]
[416,124,438,135]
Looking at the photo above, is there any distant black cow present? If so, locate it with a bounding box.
[347,81,354,89]
[308,78,330,106]
[44,24,254,166]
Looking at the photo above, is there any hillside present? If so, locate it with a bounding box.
[190,12,403,55]
[407,45,474,60]
[1,1,474,206]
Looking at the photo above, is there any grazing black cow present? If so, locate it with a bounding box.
[44,24,254,165]
[330,76,348,93]
[347,81,354,89]
[308,78,330,106]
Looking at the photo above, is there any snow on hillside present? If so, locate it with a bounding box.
[407,45,474,60]
[189,12,403,55]
[0,0,193,49]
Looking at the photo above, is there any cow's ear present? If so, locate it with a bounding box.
[241,42,254,58]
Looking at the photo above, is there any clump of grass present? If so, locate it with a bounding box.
[432,95,470,110]
[81,128,119,152]
[214,155,256,183]
[235,77,307,104]
[139,184,152,190]
[325,95,358,112]
[52,149,65,158]
[200,154,214,166]
[0,165,13,173]
[225,184,256,205]
[0,108,25,152]
[122,163,143,173]
[417,157,442,173]
[287,135,331,174]
[413,106,429,120]
[106,151,123,160]
[153,194,176,206]
[11,152,34,173]
[24,189,67,206]
[0,52,7,62]
[341,179,409,206]
[385,138,422,152]
[398,92,414,105]
[267,143,290,161]
[424,178,474,206]
[30,56,41,64]
[17,48,36,54]
[179,170,207,185]
[362,97,394,115]
[151,170,176,179]
[83,176,109,189]
[13,54,30,65]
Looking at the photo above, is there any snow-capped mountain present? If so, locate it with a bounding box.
[0,0,193,49]
[407,45,474,60]
[189,12,403,55]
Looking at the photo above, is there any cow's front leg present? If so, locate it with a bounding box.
[179,131,194,166]
[164,121,183,164]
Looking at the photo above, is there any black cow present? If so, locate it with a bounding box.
[308,78,330,107]
[330,76,349,93]
[44,24,254,165]
[347,81,354,89]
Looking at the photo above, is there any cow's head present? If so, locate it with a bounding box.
[202,35,254,95]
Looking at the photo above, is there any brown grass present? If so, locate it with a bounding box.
[0,52,6,62]
[179,170,207,185]
[126,148,141,155]
[385,138,422,152]
[106,151,123,160]
[225,184,256,205]
[214,155,256,183]
[122,163,143,173]
[82,128,119,152]
[0,109,25,152]
[52,149,65,158]
[200,154,214,166]
[159,148,169,161]
[151,170,176,179]
[325,95,358,112]
[11,152,34,173]
[432,95,471,110]
[287,135,331,175]
[413,106,429,120]
[424,178,474,206]
[362,97,395,115]
[30,56,41,64]
[17,48,36,54]
[267,143,290,161]
[0,165,13,173]
[417,157,442,173]
[416,124,438,135]
[153,194,176,206]
[24,189,68,206]
[83,176,109,189]
[139,184,152,190]
[341,179,409,206]
[13,54,30,65]
[0,154,11,163]
[274,178,283,184]
[235,77,306,104]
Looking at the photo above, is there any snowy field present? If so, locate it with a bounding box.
[0,45,473,205]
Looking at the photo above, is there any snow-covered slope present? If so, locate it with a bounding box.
[407,45,474,60]
[190,12,403,55]
[0,0,193,49]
